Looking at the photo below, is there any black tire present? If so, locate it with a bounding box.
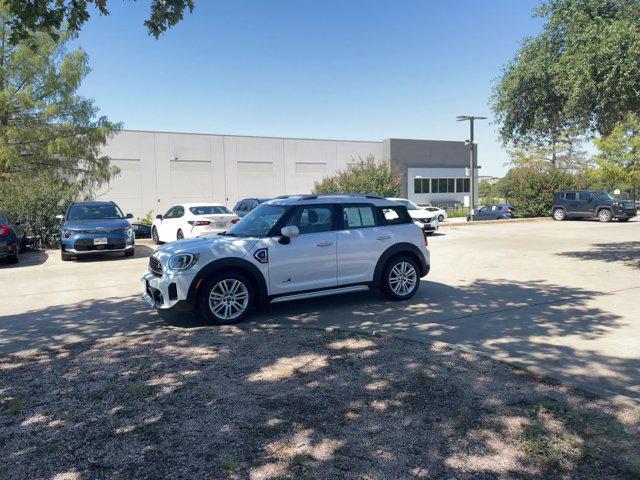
[199,271,255,325]
[552,208,566,221]
[381,255,421,301]
[177,229,184,240]
[619,218,630,222]
[8,246,18,264]
[152,226,161,245]
[61,252,72,261]
[438,215,444,222]
[124,248,135,257]
[597,209,612,223]
[19,236,27,253]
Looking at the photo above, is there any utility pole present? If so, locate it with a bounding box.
[456,115,486,221]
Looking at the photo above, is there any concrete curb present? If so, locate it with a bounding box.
[440,217,551,228]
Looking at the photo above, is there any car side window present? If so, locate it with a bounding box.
[491,205,499,211]
[163,207,176,219]
[378,206,412,225]
[479,206,490,213]
[578,192,592,201]
[565,192,576,200]
[233,202,243,211]
[342,205,377,229]
[288,206,334,234]
[174,206,184,218]
[248,200,258,211]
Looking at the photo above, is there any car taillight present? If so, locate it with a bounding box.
[231,219,240,224]
[188,220,212,226]
[0,226,9,237]
[422,228,428,247]
[613,202,622,208]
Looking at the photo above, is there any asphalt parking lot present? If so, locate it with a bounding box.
[2,219,639,403]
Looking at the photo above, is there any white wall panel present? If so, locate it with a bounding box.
[170,160,213,204]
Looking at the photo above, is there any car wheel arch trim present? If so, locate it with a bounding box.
[373,242,427,288]
[187,257,268,307]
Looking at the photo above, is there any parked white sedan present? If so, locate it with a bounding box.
[422,206,448,222]
[388,198,439,232]
[152,203,240,244]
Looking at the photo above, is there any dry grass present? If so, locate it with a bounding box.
[0,327,638,480]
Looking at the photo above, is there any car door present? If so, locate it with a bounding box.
[476,206,491,220]
[157,206,175,241]
[159,205,184,241]
[337,203,394,285]
[578,192,596,216]
[267,204,338,295]
[564,192,580,216]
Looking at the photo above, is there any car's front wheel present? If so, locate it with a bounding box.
[553,208,566,221]
[381,256,420,301]
[199,271,254,324]
[177,229,184,240]
[152,227,161,245]
[124,248,135,257]
[598,209,612,223]
[61,252,72,261]
[438,215,444,222]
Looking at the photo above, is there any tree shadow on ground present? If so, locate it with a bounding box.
[556,241,640,270]
[0,327,638,479]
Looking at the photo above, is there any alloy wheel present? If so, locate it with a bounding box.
[208,279,249,320]
[388,261,417,296]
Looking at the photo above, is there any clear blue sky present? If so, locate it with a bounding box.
[75,0,543,177]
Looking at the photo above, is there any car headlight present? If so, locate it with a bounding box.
[124,227,133,238]
[63,230,72,239]
[168,253,199,271]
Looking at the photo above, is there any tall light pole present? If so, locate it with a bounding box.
[456,115,486,221]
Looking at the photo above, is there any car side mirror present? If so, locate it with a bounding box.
[126,213,133,219]
[155,214,163,220]
[55,214,64,221]
[279,225,299,244]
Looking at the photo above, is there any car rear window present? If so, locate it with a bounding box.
[190,206,232,215]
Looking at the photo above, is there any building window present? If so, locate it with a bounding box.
[456,178,470,193]
[413,178,430,193]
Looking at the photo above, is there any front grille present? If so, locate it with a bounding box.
[73,228,123,234]
[73,238,126,252]
[149,256,163,277]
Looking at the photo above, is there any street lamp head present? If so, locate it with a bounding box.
[456,115,487,122]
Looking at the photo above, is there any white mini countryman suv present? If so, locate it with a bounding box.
[142,195,431,324]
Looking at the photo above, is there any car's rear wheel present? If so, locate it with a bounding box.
[61,252,72,261]
[177,229,184,240]
[199,271,254,324]
[598,209,612,223]
[124,248,135,257]
[438,215,444,222]
[152,226,161,245]
[381,255,420,301]
[553,208,566,221]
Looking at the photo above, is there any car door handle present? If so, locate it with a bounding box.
[317,242,334,247]
[376,235,391,240]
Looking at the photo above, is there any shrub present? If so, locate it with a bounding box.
[0,174,80,248]
[312,156,402,197]
[501,166,586,217]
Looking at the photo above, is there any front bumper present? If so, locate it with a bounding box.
[614,208,637,219]
[141,270,195,310]
[61,232,134,254]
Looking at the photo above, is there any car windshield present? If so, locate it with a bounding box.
[225,204,288,237]
[189,206,232,215]
[398,200,420,211]
[67,204,124,220]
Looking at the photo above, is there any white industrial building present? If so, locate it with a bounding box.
[97,130,478,218]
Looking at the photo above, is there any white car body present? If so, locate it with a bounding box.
[142,194,431,323]
[388,198,439,231]
[152,203,239,243]
[422,206,448,221]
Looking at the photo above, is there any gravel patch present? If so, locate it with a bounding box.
[1,327,638,480]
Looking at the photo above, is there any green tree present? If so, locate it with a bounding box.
[594,113,640,197]
[312,156,402,198]
[492,0,640,143]
[0,2,120,190]
[3,0,194,42]
[507,131,592,172]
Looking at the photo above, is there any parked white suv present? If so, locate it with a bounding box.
[142,195,430,324]
[152,203,240,244]
[388,198,439,232]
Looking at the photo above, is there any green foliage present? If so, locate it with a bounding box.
[141,210,155,225]
[0,173,80,247]
[492,0,640,144]
[594,113,640,194]
[312,156,401,197]
[3,0,194,43]
[0,3,120,190]
[500,165,586,217]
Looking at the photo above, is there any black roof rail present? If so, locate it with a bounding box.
[299,195,318,200]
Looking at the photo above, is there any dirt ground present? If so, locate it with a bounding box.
[1,327,638,480]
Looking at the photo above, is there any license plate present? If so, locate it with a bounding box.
[93,237,108,245]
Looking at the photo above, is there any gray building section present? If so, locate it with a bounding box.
[98,130,476,218]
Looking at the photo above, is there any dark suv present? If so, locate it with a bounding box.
[233,198,272,218]
[552,190,637,223]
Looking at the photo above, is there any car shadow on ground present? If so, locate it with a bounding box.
[556,241,640,270]
[0,249,48,268]
[1,277,637,402]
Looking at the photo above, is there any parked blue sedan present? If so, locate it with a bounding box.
[468,204,518,221]
[58,201,135,261]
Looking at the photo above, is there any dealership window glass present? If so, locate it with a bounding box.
[343,205,376,229]
[437,179,447,193]
[447,178,455,192]
[189,206,233,215]
[414,178,422,193]
[288,206,333,234]
[456,178,470,193]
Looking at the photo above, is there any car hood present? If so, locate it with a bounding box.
[408,210,436,219]
[63,219,131,230]
[153,235,260,263]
